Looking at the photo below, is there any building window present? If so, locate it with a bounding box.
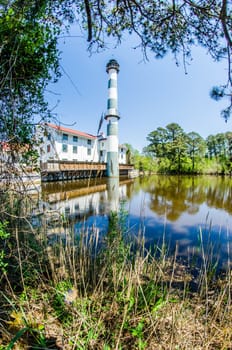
[73,135,78,142]
[47,133,51,141]
[87,139,91,145]
[102,142,104,147]
[121,148,124,153]
[47,145,51,153]
[100,150,103,157]
[62,133,68,141]
[87,148,91,156]
[62,144,68,152]
[73,146,77,154]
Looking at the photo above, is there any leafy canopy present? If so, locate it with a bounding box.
[79,0,232,120]
[144,122,232,173]
[0,0,231,149]
[0,0,62,146]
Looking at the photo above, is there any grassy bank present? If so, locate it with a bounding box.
[0,209,231,350]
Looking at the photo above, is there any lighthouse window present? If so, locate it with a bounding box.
[87,148,91,155]
[73,146,77,154]
[87,139,91,145]
[47,145,51,153]
[47,133,51,140]
[73,136,78,142]
[62,144,68,152]
[62,133,68,141]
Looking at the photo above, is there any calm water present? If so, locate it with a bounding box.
[40,175,232,269]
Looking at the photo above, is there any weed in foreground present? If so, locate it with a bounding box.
[0,207,231,349]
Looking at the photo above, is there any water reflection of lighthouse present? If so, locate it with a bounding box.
[107,177,119,212]
[42,180,129,221]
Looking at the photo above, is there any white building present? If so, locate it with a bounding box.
[37,123,127,164]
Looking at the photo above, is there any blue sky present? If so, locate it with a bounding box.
[46,32,231,152]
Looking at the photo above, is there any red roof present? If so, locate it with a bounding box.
[46,123,97,139]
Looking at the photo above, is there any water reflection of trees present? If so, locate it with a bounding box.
[138,175,232,221]
[205,177,232,214]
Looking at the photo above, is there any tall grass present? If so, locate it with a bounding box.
[0,198,231,349]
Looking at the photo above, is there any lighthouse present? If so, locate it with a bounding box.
[105,59,120,178]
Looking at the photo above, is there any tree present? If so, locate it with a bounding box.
[206,135,217,159]
[186,132,206,172]
[165,123,187,173]
[0,0,232,150]
[215,133,227,158]
[145,127,168,158]
[0,0,71,178]
[145,123,189,173]
[0,1,62,146]
[123,143,138,164]
[205,132,232,173]
[225,131,232,160]
[75,0,232,120]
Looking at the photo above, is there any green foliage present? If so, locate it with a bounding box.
[0,0,231,159]
[0,221,9,239]
[145,123,232,174]
[210,86,226,101]
[130,321,147,350]
[106,203,129,267]
[210,86,231,121]
[6,327,29,350]
[122,143,156,173]
[0,221,9,273]
[103,345,111,350]
[20,148,40,167]
[186,132,206,172]
[138,282,166,311]
[4,306,47,349]
[1,200,232,348]
[7,324,47,349]
[52,280,74,325]
[0,0,61,150]
[77,0,231,119]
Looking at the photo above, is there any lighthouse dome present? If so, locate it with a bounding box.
[106,59,120,73]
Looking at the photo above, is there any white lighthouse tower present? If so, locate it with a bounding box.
[105,59,120,178]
